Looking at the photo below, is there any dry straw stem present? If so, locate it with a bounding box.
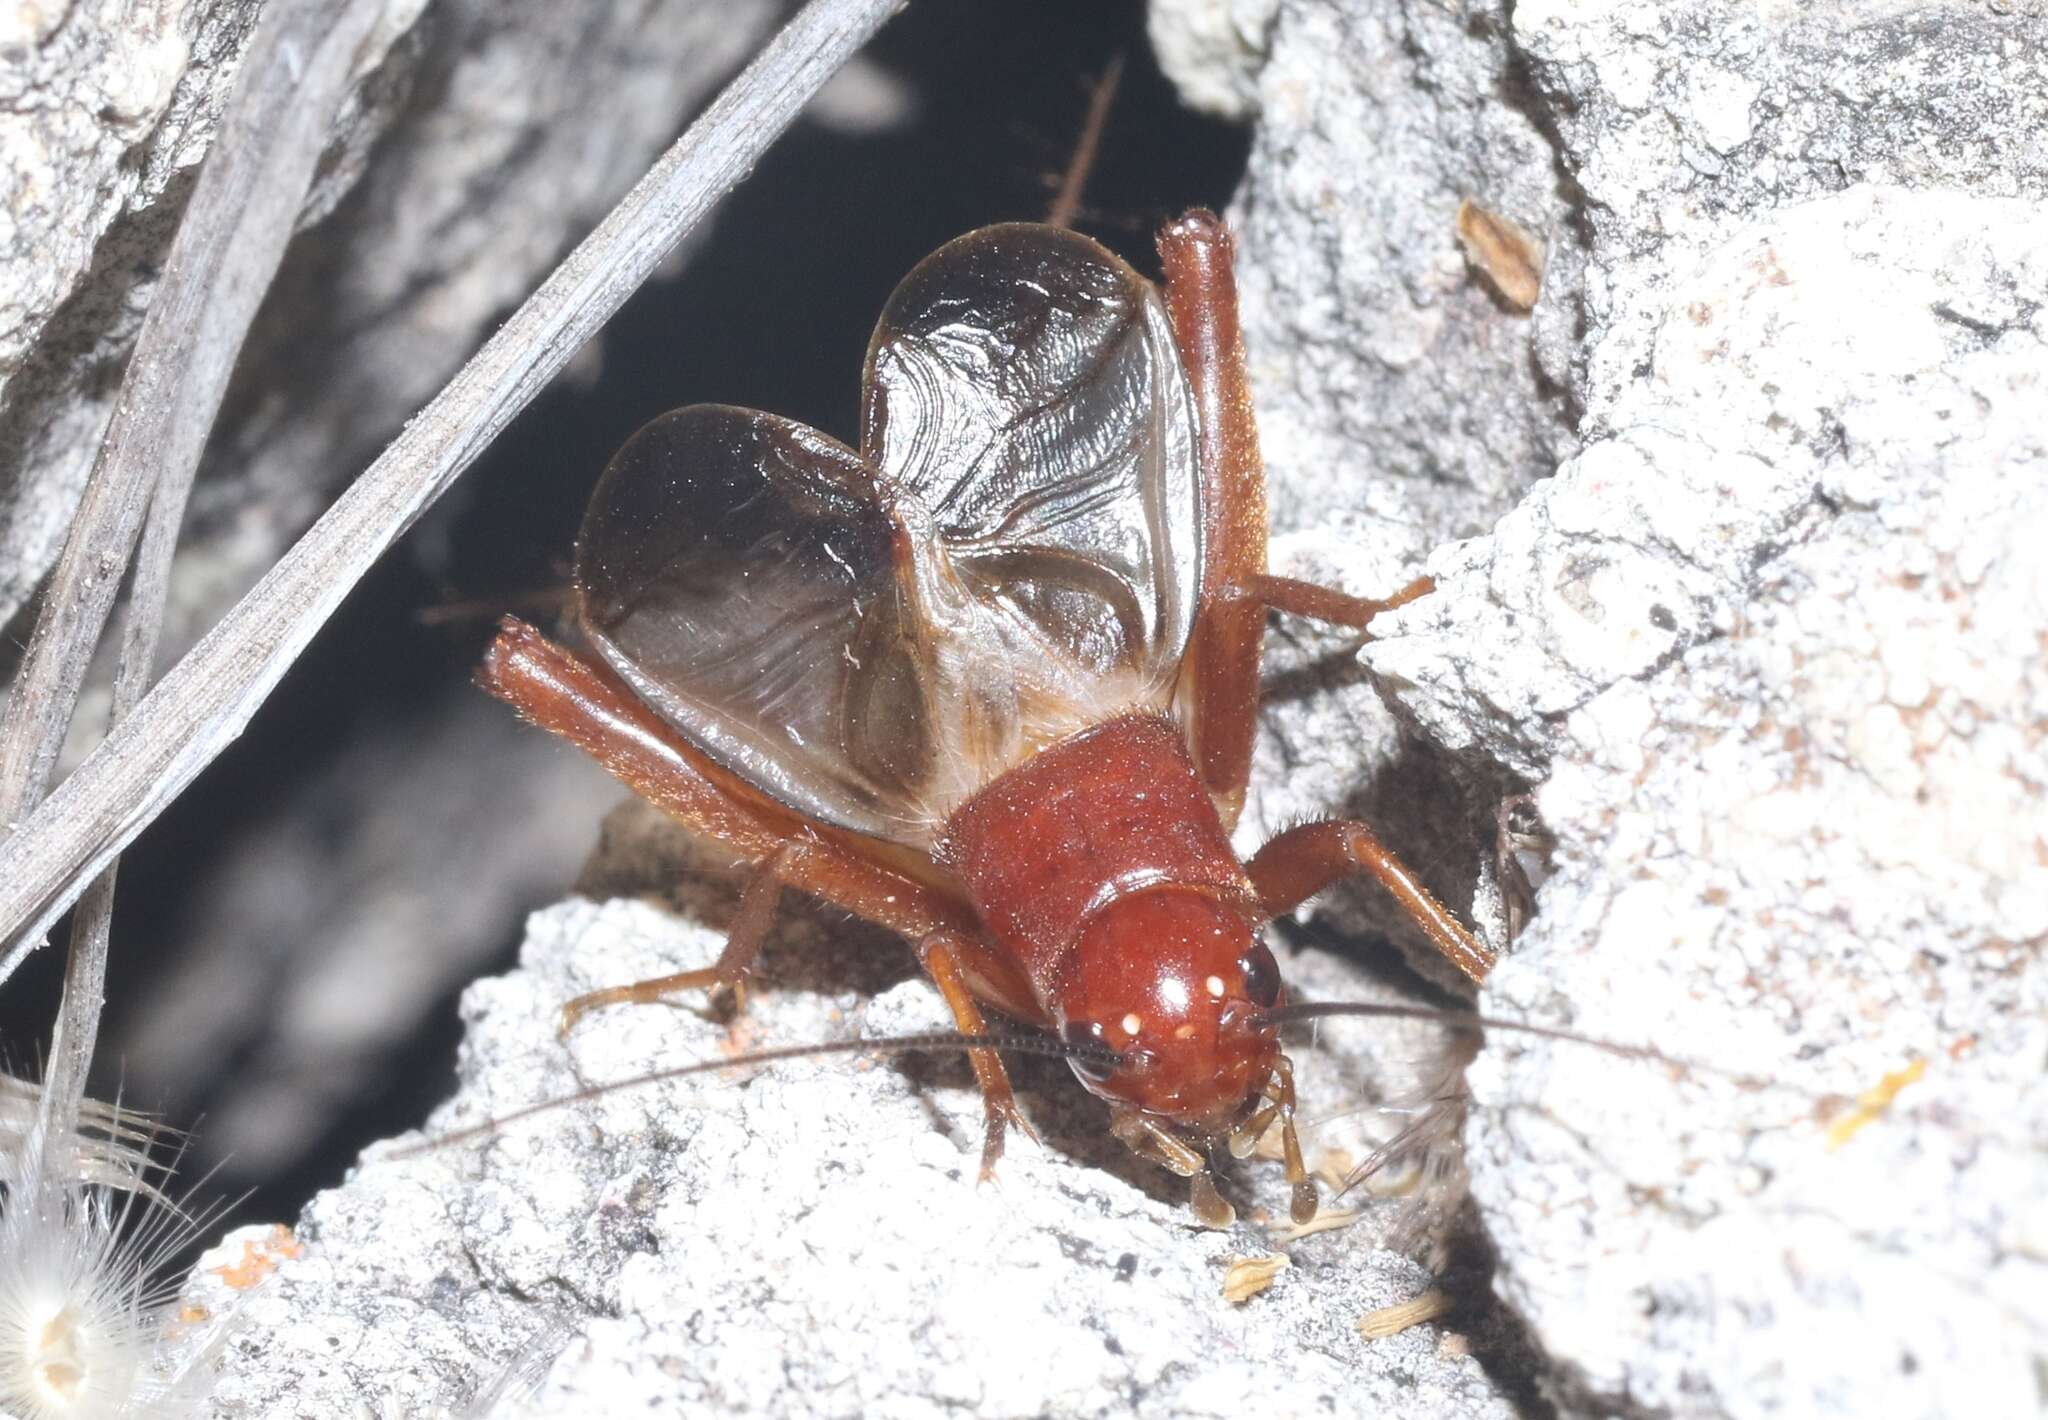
[0,0,389,830]
[0,0,907,976]
[11,0,394,1183]
[0,1074,163,1198]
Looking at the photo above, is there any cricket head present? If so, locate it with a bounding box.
[1051,887,1317,1226]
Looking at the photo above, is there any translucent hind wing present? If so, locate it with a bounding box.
[575,405,936,837]
[861,223,1202,709]
[575,227,1206,845]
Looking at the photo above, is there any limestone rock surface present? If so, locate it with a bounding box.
[1193,2,2048,1417]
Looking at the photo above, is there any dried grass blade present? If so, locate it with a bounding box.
[12,0,395,1193]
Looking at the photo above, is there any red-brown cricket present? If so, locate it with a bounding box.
[478,209,1500,1227]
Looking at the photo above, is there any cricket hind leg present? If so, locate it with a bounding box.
[1158,212,1436,827]
[482,617,994,1028]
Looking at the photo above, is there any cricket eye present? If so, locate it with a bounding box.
[1061,1020,1118,1084]
[1239,943,1281,1009]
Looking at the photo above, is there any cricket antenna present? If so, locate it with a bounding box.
[1046,52,1124,229]
[391,1029,1127,1158]
[1251,1000,1767,1085]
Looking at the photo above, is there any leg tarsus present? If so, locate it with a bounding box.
[918,935,1033,1180]
[1111,1103,1240,1228]
[1186,1170,1236,1229]
[559,849,791,1037]
[1269,1055,1320,1226]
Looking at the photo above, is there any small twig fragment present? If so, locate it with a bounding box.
[1825,1057,1927,1150]
[1221,1253,1289,1304]
[1359,1287,1452,1339]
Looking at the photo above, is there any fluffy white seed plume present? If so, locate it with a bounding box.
[0,1076,219,1418]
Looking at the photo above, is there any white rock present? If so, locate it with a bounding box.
[1146,0,1283,120]
[1439,185,2048,1417]
[1176,1,2048,1416]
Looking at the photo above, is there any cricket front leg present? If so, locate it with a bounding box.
[1246,819,1496,984]
[917,933,1036,1181]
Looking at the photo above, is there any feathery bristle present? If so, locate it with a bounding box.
[0,1074,169,1203]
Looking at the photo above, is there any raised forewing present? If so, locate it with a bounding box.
[863,224,1201,706]
[575,225,1203,844]
[576,407,928,833]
